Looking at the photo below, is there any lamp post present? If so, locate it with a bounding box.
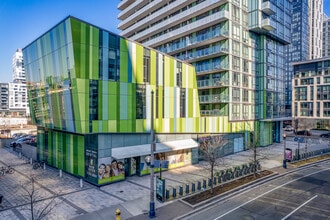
[282,133,287,169]
[149,90,156,218]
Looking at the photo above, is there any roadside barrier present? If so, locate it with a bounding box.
[163,161,263,201]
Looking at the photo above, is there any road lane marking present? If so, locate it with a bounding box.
[214,167,330,220]
[281,195,318,220]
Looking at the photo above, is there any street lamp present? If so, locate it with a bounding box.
[149,90,156,218]
[282,133,287,169]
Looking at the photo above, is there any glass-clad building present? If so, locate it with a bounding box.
[23,16,249,185]
[118,0,292,146]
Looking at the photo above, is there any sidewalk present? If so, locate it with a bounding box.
[0,138,329,220]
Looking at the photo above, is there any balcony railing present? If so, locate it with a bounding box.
[197,79,229,88]
[261,18,276,31]
[120,0,227,35]
[200,109,222,116]
[143,10,230,47]
[199,94,229,103]
[164,30,229,55]
[261,1,276,15]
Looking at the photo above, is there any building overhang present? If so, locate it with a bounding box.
[260,117,292,122]
[112,139,199,159]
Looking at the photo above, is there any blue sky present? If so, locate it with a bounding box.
[0,0,120,83]
[0,0,329,83]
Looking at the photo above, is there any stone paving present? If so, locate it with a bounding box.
[0,139,329,220]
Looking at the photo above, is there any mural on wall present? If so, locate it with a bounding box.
[138,150,192,176]
[98,157,125,184]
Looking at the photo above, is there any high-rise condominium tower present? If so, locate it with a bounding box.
[309,0,323,59]
[118,0,291,144]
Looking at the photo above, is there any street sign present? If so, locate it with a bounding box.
[294,137,298,142]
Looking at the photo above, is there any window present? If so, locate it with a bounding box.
[180,89,186,117]
[136,85,146,119]
[176,61,182,87]
[232,88,240,102]
[143,49,150,83]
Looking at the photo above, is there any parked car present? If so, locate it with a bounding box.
[10,135,35,148]
[12,133,27,139]
[284,125,294,131]
[295,130,312,136]
[320,132,330,138]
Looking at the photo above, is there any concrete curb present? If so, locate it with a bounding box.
[174,158,330,220]
[178,171,278,209]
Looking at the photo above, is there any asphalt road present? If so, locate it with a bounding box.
[181,160,330,220]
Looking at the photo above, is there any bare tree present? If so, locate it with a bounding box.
[21,176,59,220]
[245,121,266,177]
[199,135,228,194]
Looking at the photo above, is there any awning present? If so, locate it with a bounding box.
[111,139,199,159]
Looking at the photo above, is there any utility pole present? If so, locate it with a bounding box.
[149,90,155,218]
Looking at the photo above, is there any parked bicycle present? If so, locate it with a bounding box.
[0,166,15,176]
[33,160,46,169]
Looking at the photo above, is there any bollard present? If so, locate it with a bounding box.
[59,169,63,178]
[192,183,195,192]
[179,186,183,196]
[173,188,177,198]
[115,208,121,220]
[18,152,21,158]
[80,179,83,188]
[208,178,211,187]
[213,177,217,185]
[197,181,201,190]
[218,175,222,184]
[203,179,206,189]
[43,163,46,170]
[30,158,33,165]
[185,184,189,194]
[166,189,169,199]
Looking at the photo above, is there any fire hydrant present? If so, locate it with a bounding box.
[115,208,121,220]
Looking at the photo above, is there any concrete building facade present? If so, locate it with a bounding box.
[292,57,330,129]
[323,16,330,57]
[308,0,324,59]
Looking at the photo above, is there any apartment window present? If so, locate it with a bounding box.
[232,24,240,40]
[232,104,240,119]
[143,49,150,83]
[232,72,240,86]
[242,74,248,87]
[243,59,249,73]
[232,5,240,23]
[180,89,186,117]
[176,61,182,87]
[232,56,240,71]
[243,89,248,102]
[232,88,240,102]
[232,41,240,56]
[136,85,146,119]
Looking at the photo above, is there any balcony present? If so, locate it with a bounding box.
[166,31,229,55]
[196,63,229,75]
[120,0,227,35]
[200,109,222,116]
[118,0,150,20]
[118,0,135,10]
[143,10,230,47]
[197,79,229,89]
[199,94,229,104]
[261,1,275,15]
[261,18,276,31]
